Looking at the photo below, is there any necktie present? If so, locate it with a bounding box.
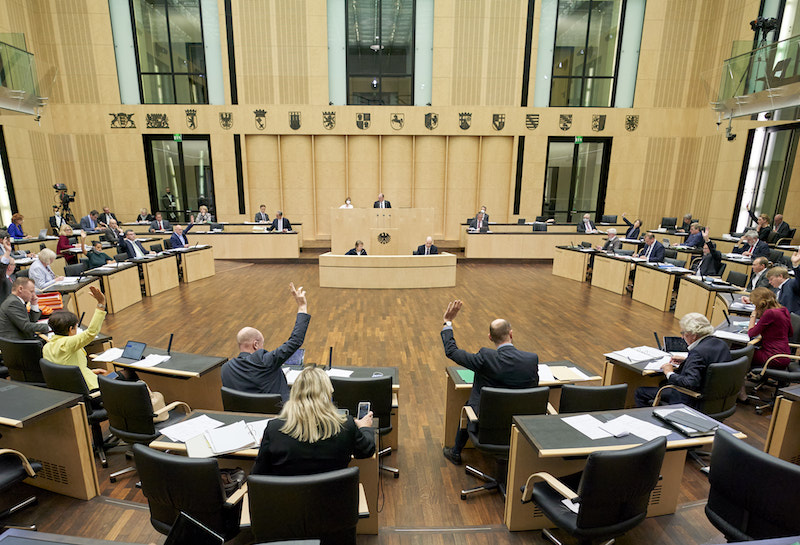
[646,244,652,259]
[425,247,429,255]
[159,221,163,230]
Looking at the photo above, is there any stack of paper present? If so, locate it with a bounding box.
[161,414,225,442]
[92,347,124,362]
[186,419,273,457]
[538,365,555,382]
[130,354,170,368]
[605,346,669,364]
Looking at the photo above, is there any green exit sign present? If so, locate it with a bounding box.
[575,136,583,144]
[173,134,182,142]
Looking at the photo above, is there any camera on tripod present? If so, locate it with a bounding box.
[53,183,76,223]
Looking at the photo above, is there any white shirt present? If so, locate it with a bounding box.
[750,269,766,290]
[339,203,353,209]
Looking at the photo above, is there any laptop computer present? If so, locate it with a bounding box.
[663,336,689,353]
[284,348,305,368]
[116,341,147,364]
[37,229,49,240]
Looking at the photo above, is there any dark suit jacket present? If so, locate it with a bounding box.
[602,237,622,252]
[49,215,67,235]
[98,212,116,225]
[79,215,99,231]
[221,313,310,401]
[416,244,439,255]
[136,213,154,222]
[777,269,800,314]
[161,193,176,211]
[696,251,722,276]
[373,200,392,208]
[642,240,665,262]
[684,232,704,248]
[441,327,539,413]
[252,416,375,476]
[664,336,731,404]
[345,248,367,255]
[121,238,147,259]
[474,213,489,224]
[269,218,292,232]
[0,274,13,305]
[748,270,770,291]
[169,224,194,248]
[577,220,596,233]
[622,217,640,239]
[774,221,791,240]
[254,211,270,223]
[149,219,172,232]
[0,295,49,340]
[103,227,122,246]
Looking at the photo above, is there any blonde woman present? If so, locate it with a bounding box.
[195,205,213,223]
[251,366,375,475]
[57,224,84,265]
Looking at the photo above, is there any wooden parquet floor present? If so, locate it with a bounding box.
[3,260,774,545]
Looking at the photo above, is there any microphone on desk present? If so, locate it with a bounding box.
[722,309,731,326]
[653,332,663,351]
[167,333,174,355]
[78,312,85,328]
[326,346,333,370]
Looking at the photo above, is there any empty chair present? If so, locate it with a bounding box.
[663,248,678,259]
[727,270,747,287]
[40,358,110,467]
[664,257,685,268]
[0,338,45,385]
[0,449,43,531]
[601,214,618,223]
[248,467,361,545]
[460,386,550,499]
[769,249,786,266]
[162,239,172,250]
[150,243,163,253]
[616,249,634,256]
[114,252,129,262]
[580,241,592,248]
[133,444,244,541]
[64,262,88,276]
[210,223,223,231]
[557,384,628,414]
[517,218,526,224]
[706,430,800,541]
[776,228,796,246]
[220,386,282,414]
[532,223,547,232]
[522,437,666,545]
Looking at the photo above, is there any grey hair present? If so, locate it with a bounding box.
[679,312,714,338]
[38,248,56,265]
[607,228,617,235]
[744,230,759,239]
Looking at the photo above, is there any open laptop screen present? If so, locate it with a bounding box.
[121,340,147,361]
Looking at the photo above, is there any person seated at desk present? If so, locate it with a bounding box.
[474,206,489,224]
[373,193,391,209]
[43,286,111,391]
[773,213,791,241]
[57,224,85,265]
[149,212,171,233]
[221,283,309,402]
[103,219,125,250]
[195,205,213,224]
[747,203,773,242]
[49,206,67,235]
[596,228,621,252]
[683,223,705,248]
[254,204,270,223]
[634,313,731,408]
[733,230,770,259]
[621,214,642,239]
[339,197,353,209]
[86,241,113,268]
[747,287,793,370]
[251,366,375,476]
[269,211,292,232]
[694,240,723,276]
[28,249,64,290]
[577,213,598,233]
[170,219,195,249]
[763,251,800,313]
[440,300,539,465]
[635,233,665,262]
[676,214,693,232]
[470,212,489,231]
[345,240,366,256]
[416,236,438,255]
[98,207,116,225]
[121,230,155,259]
[0,277,50,340]
[0,256,15,305]
[7,213,25,239]
[136,208,153,223]
[745,257,770,291]
[80,210,102,231]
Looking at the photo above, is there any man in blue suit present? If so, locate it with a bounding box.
[683,223,704,248]
[269,211,292,232]
[80,210,101,231]
[636,233,665,262]
[170,220,195,248]
[766,250,800,314]
[635,313,731,407]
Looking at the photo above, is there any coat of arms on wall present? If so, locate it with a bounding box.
[459,112,471,130]
[425,112,438,130]
[559,114,572,131]
[185,109,197,130]
[110,113,136,129]
[146,114,169,129]
[322,111,335,130]
[254,109,267,130]
[625,115,639,132]
[592,114,606,132]
[525,114,539,130]
[219,112,233,130]
[492,114,505,131]
[356,113,370,130]
[390,113,404,130]
[289,112,301,130]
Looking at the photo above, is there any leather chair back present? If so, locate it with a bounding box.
[330,376,393,434]
[474,386,549,448]
[248,467,360,545]
[64,263,88,276]
[558,384,628,414]
[697,356,749,419]
[98,375,158,443]
[220,386,282,414]
[726,271,747,287]
[0,337,45,384]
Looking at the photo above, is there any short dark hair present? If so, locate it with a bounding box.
[124,229,135,236]
[90,210,99,216]
[11,277,33,291]
[48,310,78,336]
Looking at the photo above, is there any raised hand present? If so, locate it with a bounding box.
[88,285,106,307]
[443,300,463,322]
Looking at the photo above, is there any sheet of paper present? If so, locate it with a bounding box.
[561,498,580,514]
[204,420,257,454]
[456,369,475,383]
[130,354,170,368]
[599,415,672,441]
[160,414,224,442]
[284,369,302,384]
[713,329,750,343]
[561,414,613,440]
[326,368,354,378]
[537,365,555,382]
[550,366,590,381]
[246,418,273,443]
[92,347,124,362]
[643,355,672,371]
[185,434,214,458]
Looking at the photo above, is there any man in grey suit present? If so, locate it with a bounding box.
[149,212,172,233]
[0,277,49,340]
[747,257,770,292]
[80,210,101,231]
[597,228,622,252]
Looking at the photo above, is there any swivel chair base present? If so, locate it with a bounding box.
[542,527,615,545]
[460,465,505,500]
[379,446,399,478]
[0,495,38,531]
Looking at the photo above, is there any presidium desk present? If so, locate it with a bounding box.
[465,231,606,259]
[319,253,456,288]
[330,208,435,256]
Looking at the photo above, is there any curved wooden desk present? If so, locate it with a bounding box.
[318,252,456,288]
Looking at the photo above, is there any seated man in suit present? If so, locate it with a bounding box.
[416,236,438,255]
[121,230,154,259]
[0,256,15,304]
[170,219,195,249]
[472,212,488,231]
[577,213,597,233]
[49,206,67,235]
[764,251,800,314]
[678,214,693,232]
[694,240,723,276]
[373,193,391,209]
[773,213,791,240]
[0,277,50,340]
[98,207,116,225]
[269,211,292,232]
[345,240,367,255]
[747,257,770,292]
[635,313,731,407]
[221,283,309,402]
[733,230,770,259]
[149,212,172,233]
[474,206,489,224]
[596,228,621,252]
[683,223,705,248]
[440,300,539,465]
[103,218,125,248]
[254,204,270,223]
[635,233,665,262]
[80,210,101,231]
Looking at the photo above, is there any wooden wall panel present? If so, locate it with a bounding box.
[236,0,275,104]
[75,134,112,213]
[280,135,315,235]
[450,0,485,105]
[347,136,380,209]
[484,1,525,106]
[274,0,310,104]
[414,136,447,237]
[669,137,701,216]
[445,136,480,239]
[639,137,677,230]
[381,136,414,208]
[314,135,347,236]
[245,135,282,220]
[478,137,513,223]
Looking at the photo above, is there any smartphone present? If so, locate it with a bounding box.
[357,401,371,420]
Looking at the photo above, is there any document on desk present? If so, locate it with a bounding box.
[550,366,590,381]
[326,368,354,378]
[538,365,555,382]
[284,368,302,385]
[129,354,171,368]
[730,302,755,312]
[457,369,475,383]
[92,347,124,362]
[205,420,261,455]
[605,346,670,365]
[598,415,672,441]
[643,356,672,371]
[713,329,750,343]
[161,414,224,442]
[562,414,613,440]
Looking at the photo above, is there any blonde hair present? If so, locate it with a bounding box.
[278,366,346,443]
[59,224,72,236]
[38,248,57,265]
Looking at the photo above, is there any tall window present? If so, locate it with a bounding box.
[346,0,415,105]
[144,135,214,223]
[550,0,623,107]
[131,0,208,104]
[542,137,612,222]
[733,125,798,233]
[0,127,16,227]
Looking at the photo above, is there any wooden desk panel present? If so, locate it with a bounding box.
[96,266,142,314]
[765,389,800,464]
[180,247,216,282]
[551,247,590,282]
[140,255,179,296]
[330,208,435,255]
[318,253,456,289]
[189,232,299,259]
[465,233,606,259]
[602,359,663,408]
[591,255,630,294]
[674,277,716,320]
[142,366,223,411]
[632,265,678,312]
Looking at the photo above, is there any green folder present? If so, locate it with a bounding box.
[456,369,475,383]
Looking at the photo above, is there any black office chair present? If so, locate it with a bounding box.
[210,223,223,231]
[717,262,727,277]
[749,313,800,414]
[532,223,547,232]
[664,257,685,268]
[330,376,398,478]
[132,444,244,540]
[64,262,88,276]
[522,437,666,545]
[0,338,45,385]
[580,242,592,248]
[767,231,779,244]
[0,449,43,531]
[114,252,129,262]
[248,467,361,545]
[615,249,634,256]
[460,386,549,499]
[517,218,526,224]
[769,249,786,266]
[706,429,800,541]
[40,358,110,467]
[163,239,173,250]
[80,257,89,267]
[557,384,628,414]
[730,344,755,368]
[220,387,282,414]
[726,270,747,287]
[150,243,163,253]
[601,214,618,223]
[98,375,190,483]
[15,269,28,278]
[536,216,550,222]
[776,228,796,246]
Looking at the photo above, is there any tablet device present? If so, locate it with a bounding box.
[117,340,147,364]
